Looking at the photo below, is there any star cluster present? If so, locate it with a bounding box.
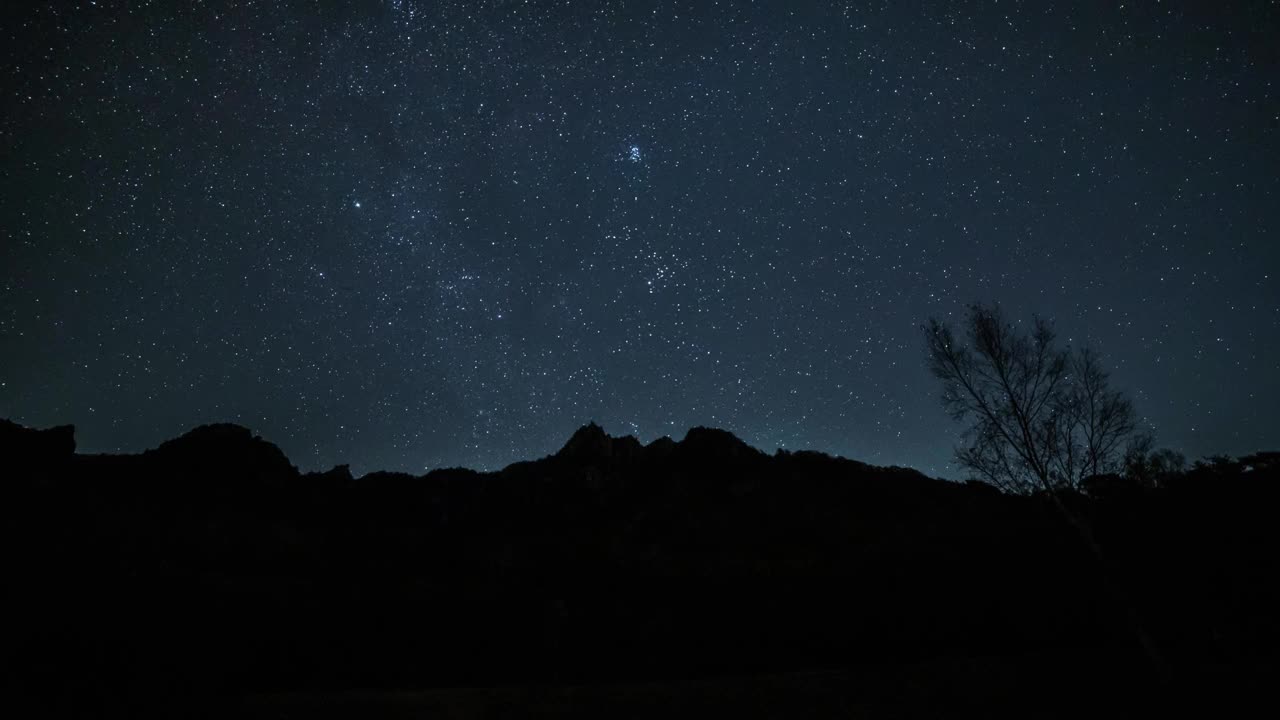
[2,1,1277,475]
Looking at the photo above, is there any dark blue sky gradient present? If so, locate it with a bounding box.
[2,1,1277,476]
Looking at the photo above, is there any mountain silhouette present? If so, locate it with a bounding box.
[554,421,645,461]
[2,418,75,470]
[5,418,1278,717]
[148,423,299,485]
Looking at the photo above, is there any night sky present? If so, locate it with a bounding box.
[2,1,1277,476]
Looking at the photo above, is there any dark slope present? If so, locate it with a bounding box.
[4,419,1279,717]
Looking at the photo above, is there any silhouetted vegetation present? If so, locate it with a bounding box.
[4,418,1278,718]
[925,303,1141,495]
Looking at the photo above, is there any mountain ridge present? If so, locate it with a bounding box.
[1,417,935,485]
[5,415,1278,716]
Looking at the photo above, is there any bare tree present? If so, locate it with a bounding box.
[925,303,1138,495]
[925,304,1166,674]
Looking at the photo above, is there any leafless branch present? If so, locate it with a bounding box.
[924,303,1139,495]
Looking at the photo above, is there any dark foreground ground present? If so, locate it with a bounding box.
[5,419,1278,717]
[29,654,1273,718]
[231,656,1277,720]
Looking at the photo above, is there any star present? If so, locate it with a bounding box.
[0,0,1272,478]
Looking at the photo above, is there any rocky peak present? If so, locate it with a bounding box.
[151,423,297,480]
[679,426,760,460]
[557,422,642,462]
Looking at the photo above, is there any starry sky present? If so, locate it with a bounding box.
[2,1,1278,477]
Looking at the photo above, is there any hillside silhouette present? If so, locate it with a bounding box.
[5,418,1279,717]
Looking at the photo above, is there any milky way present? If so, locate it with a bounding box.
[2,1,1277,475]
